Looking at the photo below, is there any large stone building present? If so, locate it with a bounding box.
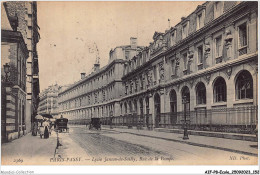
[117,1,258,133]
[38,84,60,117]
[58,1,257,134]
[1,3,29,141]
[4,1,40,132]
[58,38,143,124]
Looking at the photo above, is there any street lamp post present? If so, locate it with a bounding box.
[182,95,189,140]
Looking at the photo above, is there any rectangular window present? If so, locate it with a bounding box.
[171,31,176,46]
[183,53,188,70]
[182,24,188,39]
[153,66,157,81]
[215,1,223,18]
[171,59,176,75]
[238,23,247,48]
[197,14,202,29]
[215,35,222,58]
[197,45,203,64]
[125,51,130,60]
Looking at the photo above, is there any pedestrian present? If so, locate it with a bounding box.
[39,121,44,138]
[32,121,38,136]
[43,119,50,139]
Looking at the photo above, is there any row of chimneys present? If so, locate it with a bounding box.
[80,63,100,79]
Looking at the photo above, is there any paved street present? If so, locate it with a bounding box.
[1,125,258,165]
[55,125,257,165]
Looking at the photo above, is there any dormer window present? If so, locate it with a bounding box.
[197,13,205,30]
[214,1,224,19]
[170,29,176,46]
[197,14,202,28]
[195,5,206,30]
[125,51,130,60]
[182,24,188,39]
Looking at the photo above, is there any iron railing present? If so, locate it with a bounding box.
[68,106,257,133]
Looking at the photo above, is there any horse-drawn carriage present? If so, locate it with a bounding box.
[56,118,69,132]
[89,118,101,130]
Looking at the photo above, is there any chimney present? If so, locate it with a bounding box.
[81,73,86,79]
[130,37,137,49]
[94,63,100,72]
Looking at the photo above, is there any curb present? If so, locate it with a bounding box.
[154,128,257,142]
[103,125,257,142]
[102,126,258,157]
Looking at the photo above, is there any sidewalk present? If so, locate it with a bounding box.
[102,125,258,157]
[106,125,257,141]
[1,131,57,165]
[53,128,91,165]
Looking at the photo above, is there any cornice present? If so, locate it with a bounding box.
[1,30,29,58]
[59,80,122,104]
[59,98,121,113]
[59,59,125,95]
[120,53,257,100]
[122,1,255,80]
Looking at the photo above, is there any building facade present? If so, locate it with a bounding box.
[115,1,258,133]
[4,1,40,132]
[1,3,29,142]
[38,84,60,117]
[58,38,143,124]
[57,1,257,134]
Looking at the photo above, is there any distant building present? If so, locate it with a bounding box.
[4,1,40,132]
[1,3,29,142]
[58,38,143,124]
[38,84,60,118]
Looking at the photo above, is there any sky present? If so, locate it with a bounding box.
[37,1,204,91]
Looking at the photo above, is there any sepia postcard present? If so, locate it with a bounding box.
[1,1,259,173]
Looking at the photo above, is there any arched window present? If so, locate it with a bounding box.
[124,102,127,114]
[236,70,253,99]
[213,77,227,102]
[181,86,190,111]
[129,101,132,113]
[133,100,138,114]
[139,98,144,117]
[196,82,206,104]
[170,89,177,113]
[145,97,149,112]
[169,89,177,124]
[154,93,161,128]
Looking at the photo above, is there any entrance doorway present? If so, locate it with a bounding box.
[170,89,177,125]
[145,97,149,128]
[139,98,143,126]
[154,93,160,128]
[181,86,190,120]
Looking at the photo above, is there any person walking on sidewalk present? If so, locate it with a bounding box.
[32,121,38,136]
[43,119,50,139]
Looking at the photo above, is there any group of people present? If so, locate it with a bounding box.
[32,119,54,139]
